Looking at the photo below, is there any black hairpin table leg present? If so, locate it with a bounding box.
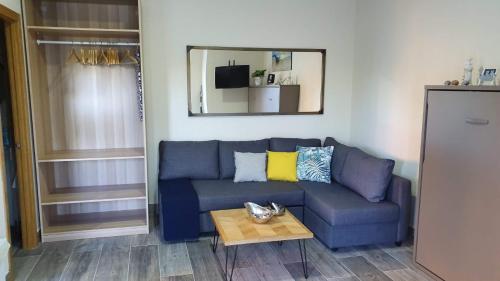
[224,245,238,281]
[298,239,309,279]
[212,230,219,253]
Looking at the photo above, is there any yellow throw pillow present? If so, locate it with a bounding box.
[267,151,299,182]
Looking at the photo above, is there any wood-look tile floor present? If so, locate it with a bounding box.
[10,223,432,281]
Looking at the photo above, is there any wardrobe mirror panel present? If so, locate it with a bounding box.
[187,46,326,116]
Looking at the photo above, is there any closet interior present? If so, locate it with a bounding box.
[22,0,148,241]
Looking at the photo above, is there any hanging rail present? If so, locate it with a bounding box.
[36,39,140,46]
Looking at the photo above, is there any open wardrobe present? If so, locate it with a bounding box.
[22,0,148,242]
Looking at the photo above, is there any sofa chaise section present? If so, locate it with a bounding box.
[300,180,408,248]
[312,137,412,248]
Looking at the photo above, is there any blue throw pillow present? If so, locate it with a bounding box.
[296,146,334,183]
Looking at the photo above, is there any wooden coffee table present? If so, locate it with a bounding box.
[210,208,313,281]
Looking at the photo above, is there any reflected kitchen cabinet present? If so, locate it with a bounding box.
[249,85,300,113]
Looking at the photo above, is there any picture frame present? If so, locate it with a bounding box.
[267,73,275,85]
[271,51,292,72]
[478,66,497,86]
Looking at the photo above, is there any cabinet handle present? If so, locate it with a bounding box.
[465,118,489,125]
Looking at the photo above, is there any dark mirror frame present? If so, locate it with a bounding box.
[186,45,326,117]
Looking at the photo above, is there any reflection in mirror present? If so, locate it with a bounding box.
[187,47,325,116]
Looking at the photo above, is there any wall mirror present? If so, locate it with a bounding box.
[187,46,326,116]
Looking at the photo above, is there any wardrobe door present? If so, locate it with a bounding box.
[417,91,500,281]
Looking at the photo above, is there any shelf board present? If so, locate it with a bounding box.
[38,147,145,162]
[27,26,140,39]
[43,209,147,235]
[41,183,146,205]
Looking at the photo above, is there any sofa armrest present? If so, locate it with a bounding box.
[158,179,200,242]
[386,175,412,242]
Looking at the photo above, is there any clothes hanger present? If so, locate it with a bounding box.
[106,47,119,65]
[79,48,88,65]
[121,49,139,65]
[88,48,94,65]
[98,47,109,65]
[66,47,81,64]
[92,48,98,65]
[106,47,114,65]
[113,48,120,65]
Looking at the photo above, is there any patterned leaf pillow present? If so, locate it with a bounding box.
[296,146,334,183]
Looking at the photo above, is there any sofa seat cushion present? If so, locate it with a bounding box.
[299,181,399,226]
[192,180,304,212]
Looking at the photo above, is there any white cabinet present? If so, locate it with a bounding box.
[249,86,280,113]
[249,85,300,113]
[415,86,500,281]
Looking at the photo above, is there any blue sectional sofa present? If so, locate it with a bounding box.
[158,137,411,249]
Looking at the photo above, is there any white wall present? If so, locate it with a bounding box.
[142,0,356,202]
[351,0,500,195]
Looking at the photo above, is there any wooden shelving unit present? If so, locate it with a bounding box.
[22,0,148,242]
[37,148,145,162]
[41,183,146,205]
[44,207,147,237]
[27,26,140,38]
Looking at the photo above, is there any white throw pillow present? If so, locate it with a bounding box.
[234,152,267,182]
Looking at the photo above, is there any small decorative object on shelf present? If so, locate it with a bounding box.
[267,73,275,85]
[251,69,266,86]
[462,58,473,86]
[445,80,460,86]
[478,66,497,86]
[244,202,274,224]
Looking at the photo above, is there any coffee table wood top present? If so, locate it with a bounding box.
[210,208,313,246]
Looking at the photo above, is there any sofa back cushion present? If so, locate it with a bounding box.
[324,137,353,183]
[158,140,219,180]
[219,139,270,179]
[267,151,299,182]
[340,148,395,202]
[270,138,321,152]
[234,152,267,182]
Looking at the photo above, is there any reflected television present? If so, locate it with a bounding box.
[215,65,249,89]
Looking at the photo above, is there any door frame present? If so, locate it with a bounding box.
[0,4,38,250]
